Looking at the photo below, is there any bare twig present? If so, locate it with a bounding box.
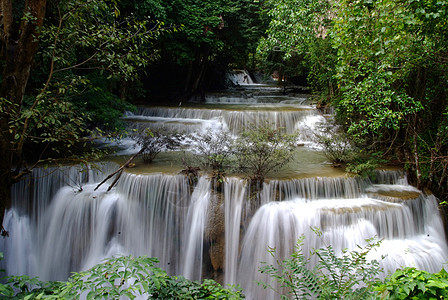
[94,148,144,191]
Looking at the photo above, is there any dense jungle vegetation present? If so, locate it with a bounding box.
[1,0,447,298]
[257,0,448,208]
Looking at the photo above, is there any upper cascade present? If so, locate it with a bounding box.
[227,69,255,85]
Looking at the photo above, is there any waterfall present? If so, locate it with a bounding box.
[2,169,192,280]
[235,177,448,298]
[124,107,225,135]
[0,211,35,277]
[2,85,447,299]
[38,185,115,280]
[125,106,317,135]
[227,70,255,85]
[224,178,247,286]
[182,177,211,281]
[113,172,191,274]
[2,164,447,297]
[237,199,322,300]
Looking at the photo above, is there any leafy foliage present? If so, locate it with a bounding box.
[259,234,384,299]
[30,0,165,133]
[0,255,244,299]
[345,153,387,178]
[161,0,227,64]
[331,0,448,193]
[143,0,267,94]
[256,0,336,93]
[0,0,169,191]
[234,122,298,183]
[257,0,448,201]
[40,0,164,81]
[313,124,387,176]
[313,237,383,299]
[0,275,63,299]
[258,236,322,299]
[375,267,448,299]
[219,0,270,69]
[335,70,422,140]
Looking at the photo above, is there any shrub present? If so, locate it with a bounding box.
[131,127,182,163]
[190,127,234,172]
[345,151,387,178]
[0,255,244,299]
[374,267,448,299]
[258,233,383,299]
[234,122,298,184]
[313,125,387,177]
[313,126,354,166]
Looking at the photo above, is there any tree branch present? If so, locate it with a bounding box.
[94,148,144,191]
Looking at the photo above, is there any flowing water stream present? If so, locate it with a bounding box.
[1,76,447,298]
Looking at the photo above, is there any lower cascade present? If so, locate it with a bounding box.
[2,166,447,298]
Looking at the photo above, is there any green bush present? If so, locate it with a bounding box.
[190,127,234,172]
[0,255,244,299]
[131,127,182,163]
[72,73,137,131]
[313,126,354,166]
[374,267,448,299]
[234,122,298,184]
[258,233,383,299]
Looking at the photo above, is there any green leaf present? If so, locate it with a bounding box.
[427,280,448,289]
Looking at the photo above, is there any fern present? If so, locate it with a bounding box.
[258,236,323,299]
[258,233,384,299]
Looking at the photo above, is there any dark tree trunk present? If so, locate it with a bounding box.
[184,61,194,93]
[1,0,46,104]
[0,118,13,226]
[0,0,47,225]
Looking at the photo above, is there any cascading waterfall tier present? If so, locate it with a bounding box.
[2,168,193,280]
[236,173,447,298]
[119,90,327,156]
[3,167,446,299]
[124,106,319,135]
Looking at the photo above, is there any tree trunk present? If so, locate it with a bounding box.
[0,0,47,225]
[0,118,13,226]
[413,131,422,189]
[184,61,194,93]
[1,0,47,105]
[192,62,206,92]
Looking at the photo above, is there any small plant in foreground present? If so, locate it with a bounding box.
[258,233,384,299]
[0,274,62,299]
[374,267,448,299]
[0,255,244,299]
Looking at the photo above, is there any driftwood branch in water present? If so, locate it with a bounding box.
[94,148,144,191]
